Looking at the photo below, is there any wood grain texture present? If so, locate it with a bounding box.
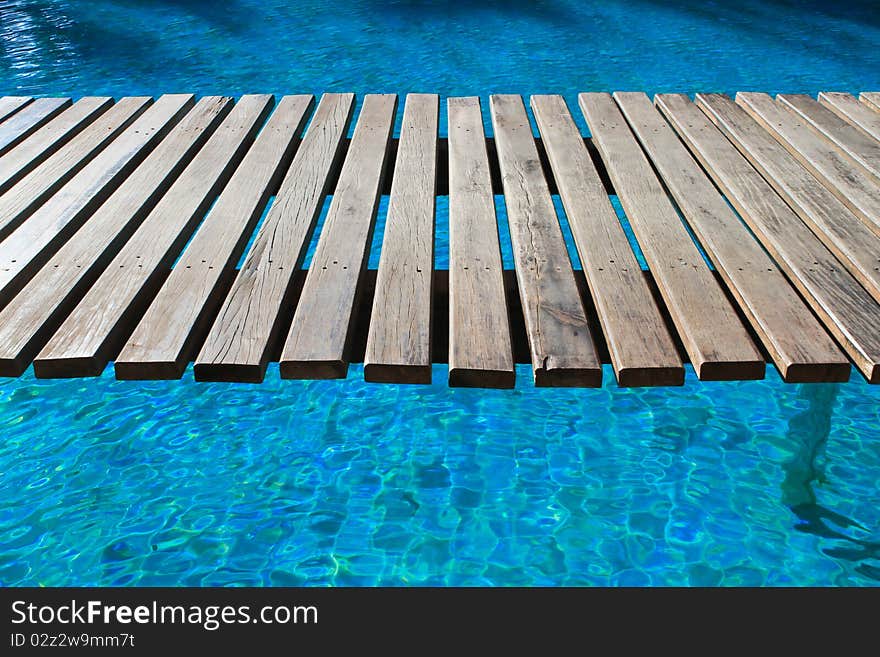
[861,92,880,113]
[0,97,70,156]
[446,96,514,388]
[532,94,683,386]
[657,93,880,382]
[32,95,270,378]
[779,93,880,184]
[0,96,151,241]
[281,94,397,379]
[0,97,233,377]
[490,94,601,387]
[115,95,314,380]
[0,97,33,123]
[363,94,439,384]
[0,94,195,306]
[736,92,880,237]
[194,93,355,382]
[698,92,880,305]
[615,91,847,383]
[580,92,763,381]
[0,97,112,195]
[819,92,880,142]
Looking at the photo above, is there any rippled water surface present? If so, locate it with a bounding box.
[0,1,879,586]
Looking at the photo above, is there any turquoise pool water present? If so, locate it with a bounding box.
[1,0,879,586]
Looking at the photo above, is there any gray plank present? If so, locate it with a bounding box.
[819,92,880,142]
[580,92,763,381]
[0,97,70,156]
[490,94,601,387]
[362,94,439,384]
[193,93,355,383]
[115,96,314,380]
[861,92,880,113]
[532,94,683,387]
[32,96,271,378]
[615,91,848,383]
[0,97,33,122]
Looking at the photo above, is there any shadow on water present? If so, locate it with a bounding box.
[781,383,880,582]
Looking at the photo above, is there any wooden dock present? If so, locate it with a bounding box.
[0,90,878,388]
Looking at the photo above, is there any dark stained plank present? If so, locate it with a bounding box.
[0,97,112,195]
[861,92,880,113]
[615,91,848,383]
[657,92,880,382]
[446,96,514,388]
[281,94,397,379]
[580,92,763,381]
[193,93,355,383]
[32,96,271,378]
[0,97,233,377]
[532,94,683,386]
[819,92,880,142]
[736,92,880,237]
[0,97,33,123]
[778,93,880,184]
[490,94,601,387]
[0,97,70,156]
[0,95,196,304]
[115,96,314,380]
[0,96,151,241]
[362,94,439,384]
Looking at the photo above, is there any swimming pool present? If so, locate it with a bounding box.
[1,0,879,586]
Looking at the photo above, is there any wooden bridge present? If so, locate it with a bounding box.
[0,89,878,388]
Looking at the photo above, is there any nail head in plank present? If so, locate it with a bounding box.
[819,92,880,143]
[0,97,71,156]
[531,94,683,387]
[490,94,601,387]
[363,93,439,385]
[614,91,847,383]
[193,93,355,383]
[0,97,33,123]
[580,92,763,381]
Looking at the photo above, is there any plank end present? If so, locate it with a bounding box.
[114,359,186,381]
[780,361,851,384]
[364,362,432,385]
[534,366,602,388]
[0,355,30,378]
[193,362,266,384]
[280,359,348,380]
[695,359,766,381]
[33,356,105,379]
[448,367,515,389]
[616,365,685,388]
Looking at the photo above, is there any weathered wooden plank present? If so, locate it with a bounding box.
[0,97,70,156]
[531,94,682,386]
[819,92,880,142]
[32,95,271,378]
[115,95,314,380]
[489,94,601,387]
[779,93,880,184]
[0,95,195,305]
[657,93,880,382]
[362,94,439,384]
[445,97,514,388]
[0,96,151,241]
[0,97,33,123]
[281,94,397,379]
[736,92,880,237]
[193,93,355,383]
[580,92,763,381]
[0,97,112,195]
[699,92,880,305]
[861,92,880,113]
[615,91,848,383]
[0,97,233,377]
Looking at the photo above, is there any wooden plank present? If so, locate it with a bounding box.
[614,91,848,383]
[362,94,439,384]
[778,94,880,184]
[0,97,33,123]
[698,92,880,305]
[531,94,683,386]
[861,92,880,113]
[0,97,70,156]
[0,96,234,377]
[736,92,880,237]
[193,93,355,383]
[656,93,880,382]
[0,97,112,195]
[32,95,272,378]
[819,92,880,142]
[0,94,196,305]
[489,94,601,387]
[0,96,151,241]
[580,92,763,381]
[115,95,314,380]
[445,97,514,388]
[281,94,397,379]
